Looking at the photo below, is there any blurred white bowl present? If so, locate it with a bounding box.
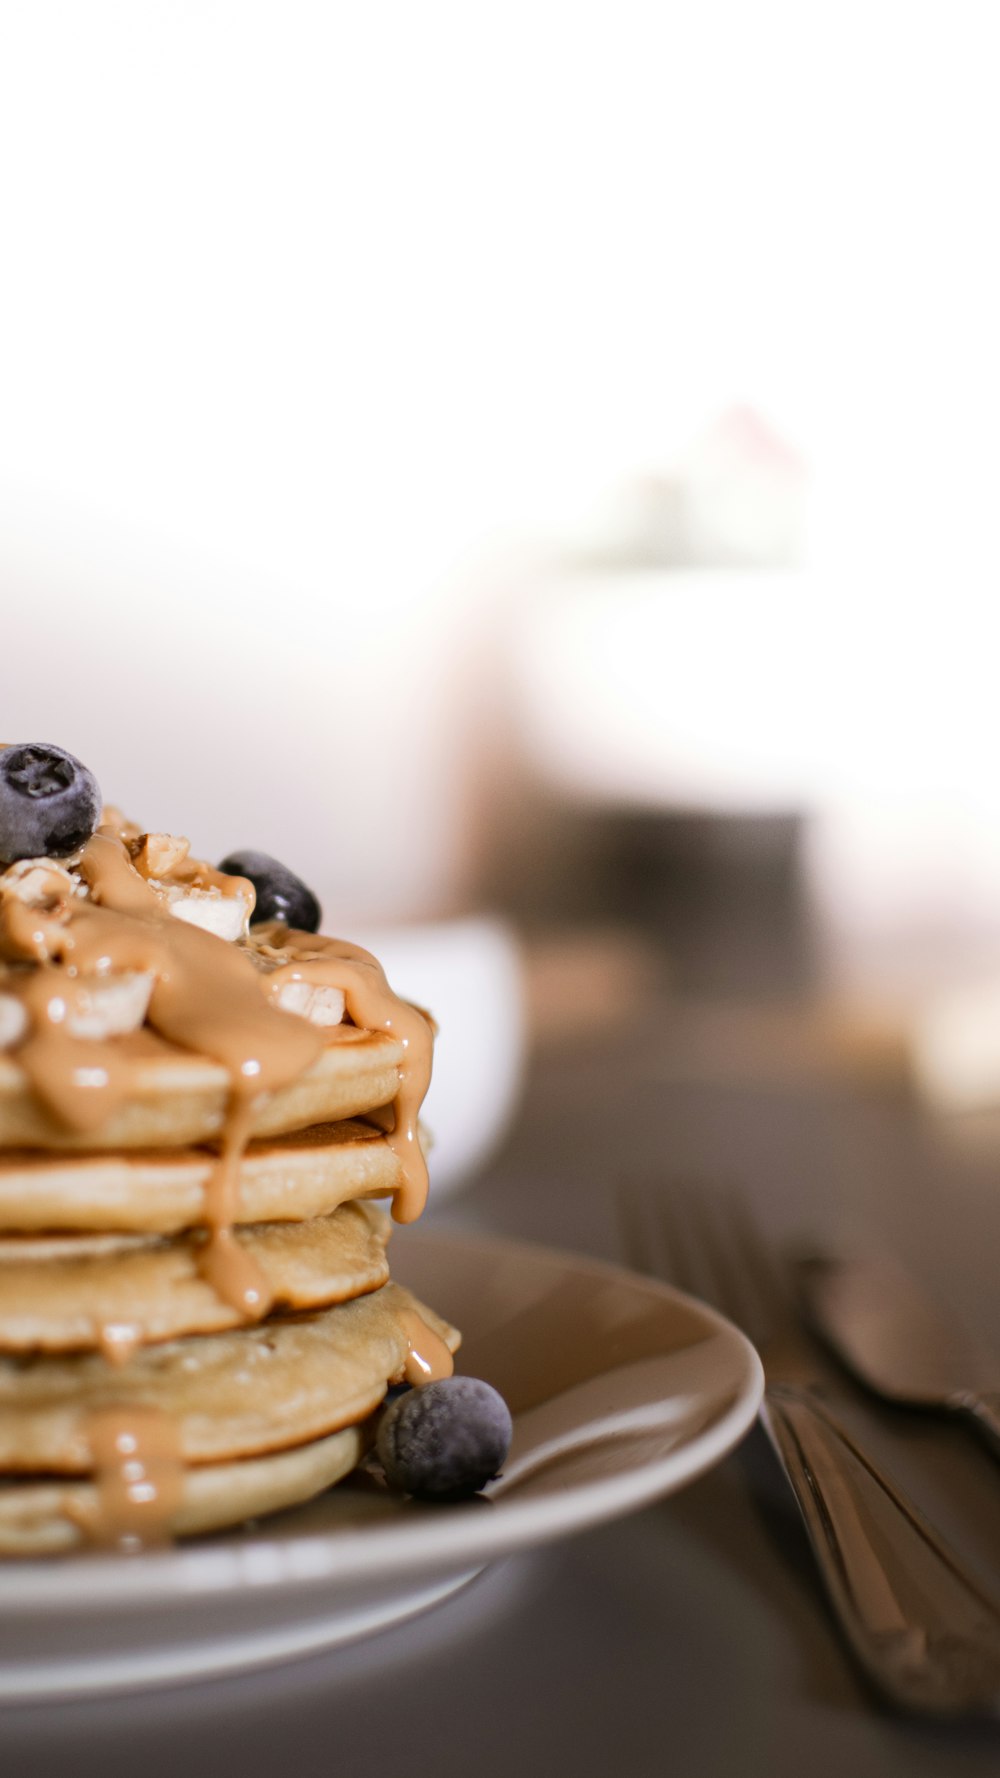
[353,917,526,1201]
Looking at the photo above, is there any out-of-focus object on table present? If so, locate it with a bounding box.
[647,996,912,1093]
[507,558,1000,1003]
[520,926,665,1049]
[352,918,525,1198]
[576,408,807,571]
[910,976,1000,1115]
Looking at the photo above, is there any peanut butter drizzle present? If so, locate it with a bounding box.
[254,925,434,1223]
[0,833,327,1317]
[71,1406,185,1549]
[97,1322,142,1368]
[199,1096,275,1318]
[0,829,438,1549]
[0,837,434,1226]
[398,1307,455,1385]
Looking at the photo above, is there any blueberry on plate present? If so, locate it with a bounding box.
[376,1376,513,1501]
[217,850,321,932]
[0,743,103,864]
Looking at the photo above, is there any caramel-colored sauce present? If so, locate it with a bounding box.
[255,926,434,1224]
[398,1306,455,1384]
[199,1227,274,1318]
[73,1406,185,1549]
[2,835,323,1134]
[0,836,433,1227]
[197,1095,276,1316]
[0,824,438,1551]
[0,833,436,1232]
[97,1322,142,1368]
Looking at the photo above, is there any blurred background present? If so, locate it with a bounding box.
[3,1,1000,1192]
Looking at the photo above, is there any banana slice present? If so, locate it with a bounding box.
[157,882,252,942]
[0,997,28,1051]
[65,972,154,1040]
[129,833,191,879]
[0,971,153,1048]
[275,980,346,1027]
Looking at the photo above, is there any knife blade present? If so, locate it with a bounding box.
[797,1252,1000,1458]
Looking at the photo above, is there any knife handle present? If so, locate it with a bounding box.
[960,1389,1000,1458]
[761,1383,1000,1715]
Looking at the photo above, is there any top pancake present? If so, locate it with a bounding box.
[0,1024,403,1151]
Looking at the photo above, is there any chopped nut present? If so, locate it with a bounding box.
[129,832,192,879]
[100,805,143,843]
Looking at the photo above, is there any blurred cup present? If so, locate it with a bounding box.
[353,917,526,1199]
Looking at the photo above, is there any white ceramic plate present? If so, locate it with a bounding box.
[0,1229,763,1702]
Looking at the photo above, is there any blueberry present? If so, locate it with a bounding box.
[376,1377,513,1501]
[217,850,321,932]
[0,743,103,864]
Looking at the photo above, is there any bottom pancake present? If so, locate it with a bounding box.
[0,1422,372,1556]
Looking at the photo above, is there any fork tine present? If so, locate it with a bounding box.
[621,1176,785,1349]
[685,1188,771,1347]
[725,1189,794,1334]
[616,1175,708,1298]
[618,1175,789,1352]
[615,1177,657,1277]
[657,1181,727,1308]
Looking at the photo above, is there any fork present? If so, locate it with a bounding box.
[618,1179,1000,1716]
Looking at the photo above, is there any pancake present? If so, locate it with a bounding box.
[0,1200,392,1352]
[0,1025,404,1151]
[0,1423,371,1556]
[0,1281,459,1472]
[0,1118,404,1233]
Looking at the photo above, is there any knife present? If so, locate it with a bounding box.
[797,1252,1000,1458]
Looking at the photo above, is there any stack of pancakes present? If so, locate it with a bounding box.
[0,831,458,1557]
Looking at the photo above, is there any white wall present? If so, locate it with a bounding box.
[2,3,998,920]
